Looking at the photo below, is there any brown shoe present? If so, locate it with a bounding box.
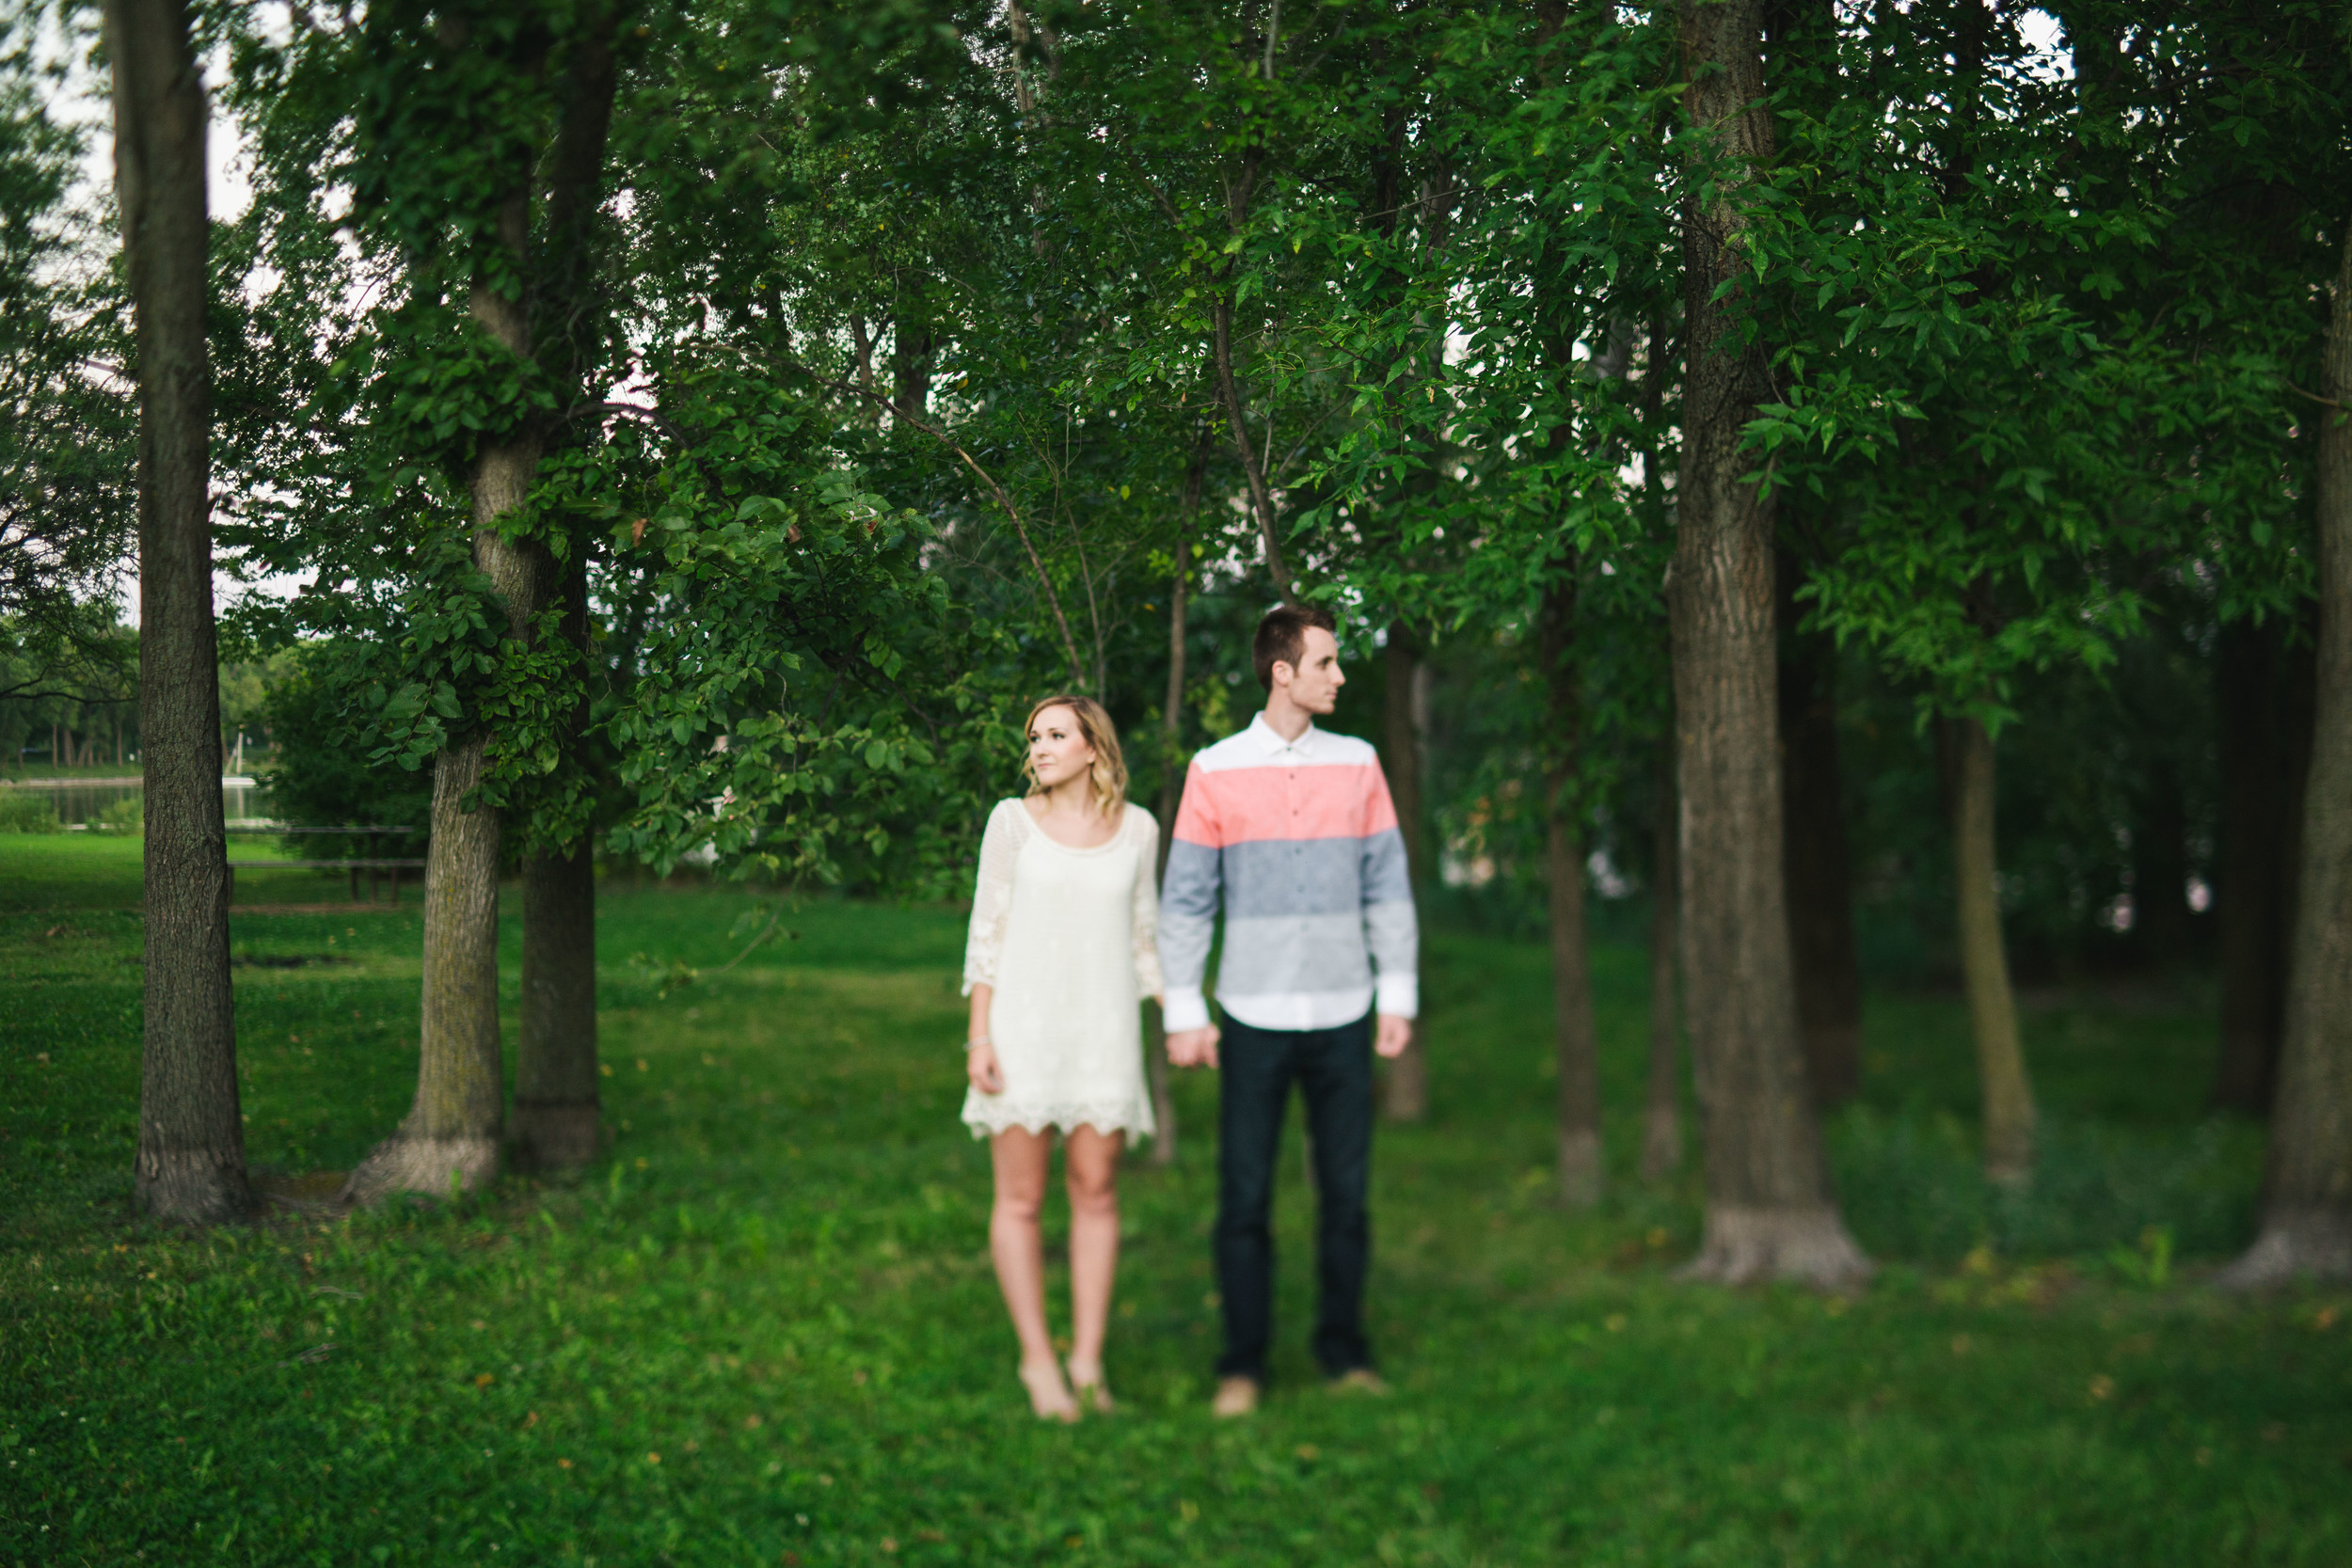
[1211,1376,1260,1418]
[1328,1368,1390,1397]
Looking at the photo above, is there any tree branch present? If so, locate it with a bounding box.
[775,356,1089,689]
[1210,297,1297,605]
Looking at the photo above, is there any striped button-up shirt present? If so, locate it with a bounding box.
[1158,715,1419,1034]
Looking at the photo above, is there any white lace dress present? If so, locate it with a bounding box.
[961,798,1162,1141]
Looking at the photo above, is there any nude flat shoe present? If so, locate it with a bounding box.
[1211,1375,1260,1418]
[1066,1361,1115,1416]
[1019,1360,1080,1423]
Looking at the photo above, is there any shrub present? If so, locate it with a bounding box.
[95,796,142,833]
[0,791,60,832]
[1828,1104,2264,1262]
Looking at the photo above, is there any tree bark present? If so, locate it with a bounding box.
[891,322,935,423]
[1776,549,1862,1107]
[2213,617,2284,1111]
[1943,716,2036,1182]
[1209,293,1296,605]
[2212,613,2312,1113]
[345,182,544,1204]
[1147,498,1200,1168]
[1671,0,1867,1286]
[1542,582,1602,1204]
[508,14,618,1175]
[516,844,599,1168]
[1381,620,1431,1123]
[109,0,247,1223]
[2224,224,2352,1285]
[1643,736,1685,1182]
[514,546,600,1170]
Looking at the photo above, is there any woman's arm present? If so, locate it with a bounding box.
[966,982,1003,1094]
[1132,810,1165,1004]
[962,804,1015,1095]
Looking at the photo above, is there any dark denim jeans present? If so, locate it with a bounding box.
[1214,1010,1375,1383]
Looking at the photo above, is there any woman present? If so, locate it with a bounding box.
[962,695,1162,1420]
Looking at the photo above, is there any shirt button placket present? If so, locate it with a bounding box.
[1290,770,1302,897]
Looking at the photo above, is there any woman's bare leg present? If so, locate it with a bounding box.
[1064,1124,1124,1386]
[990,1127,1073,1418]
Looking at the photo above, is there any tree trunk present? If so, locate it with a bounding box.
[508,6,618,1176]
[1209,285,1296,605]
[1671,0,1867,1286]
[345,182,544,1203]
[514,546,600,1170]
[109,0,247,1223]
[1643,736,1685,1182]
[1777,549,1862,1107]
[892,323,935,423]
[516,845,599,1168]
[1147,514,1199,1169]
[1381,620,1432,1123]
[2213,616,2290,1114]
[2224,224,2352,1285]
[1542,582,1602,1205]
[2214,611,2316,1117]
[1946,716,2036,1183]
[345,730,509,1203]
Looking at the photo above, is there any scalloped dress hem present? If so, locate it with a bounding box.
[961,1098,1156,1144]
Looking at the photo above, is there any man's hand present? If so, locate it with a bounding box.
[1166,1025,1221,1070]
[1374,1013,1414,1060]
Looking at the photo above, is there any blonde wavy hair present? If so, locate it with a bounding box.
[1021,694,1128,818]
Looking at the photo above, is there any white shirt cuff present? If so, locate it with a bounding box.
[1375,974,1419,1020]
[1161,986,1212,1033]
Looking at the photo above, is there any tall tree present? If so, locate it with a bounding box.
[514,7,624,1172]
[1379,621,1432,1122]
[1942,711,2033,1181]
[342,8,597,1201]
[1541,577,1602,1204]
[515,550,600,1170]
[1776,547,1860,1107]
[2211,613,2312,1114]
[1669,0,1866,1283]
[106,0,248,1222]
[0,14,136,713]
[2225,222,2352,1285]
[1642,736,1684,1181]
[1145,437,1212,1167]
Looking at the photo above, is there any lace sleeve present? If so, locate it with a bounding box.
[962,800,1025,995]
[1130,807,1164,998]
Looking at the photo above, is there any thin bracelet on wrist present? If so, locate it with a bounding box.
[965,1036,991,1052]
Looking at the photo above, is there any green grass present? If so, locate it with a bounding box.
[4,833,2347,1565]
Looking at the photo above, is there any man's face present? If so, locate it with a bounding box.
[1276,626,1344,714]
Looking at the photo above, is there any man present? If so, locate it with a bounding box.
[1161,604,1419,1417]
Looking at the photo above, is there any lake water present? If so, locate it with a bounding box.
[0,776,263,827]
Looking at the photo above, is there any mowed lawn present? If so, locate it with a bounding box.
[3,834,2347,1566]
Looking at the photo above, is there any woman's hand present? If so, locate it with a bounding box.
[965,982,1000,1092]
[967,1040,1006,1096]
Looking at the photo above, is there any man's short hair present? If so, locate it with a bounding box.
[1253,604,1339,690]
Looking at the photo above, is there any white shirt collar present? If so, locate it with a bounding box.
[1248,712,1318,757]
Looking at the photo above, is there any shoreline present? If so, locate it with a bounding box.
[0,775,260,787]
